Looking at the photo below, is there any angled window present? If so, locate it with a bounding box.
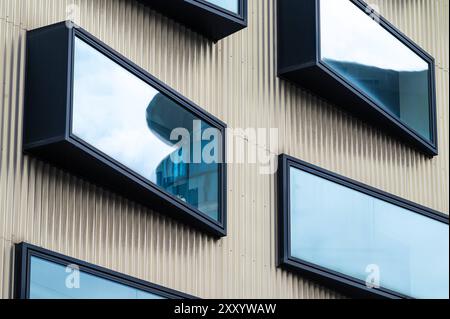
[14,243,194,299]
[278,155,449,299]
[138,0,247,41]
[23,22,227,237]
[278,0,437,156]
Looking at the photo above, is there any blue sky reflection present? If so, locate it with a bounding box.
[72,37,176,183]
[30,257,164,299]
[204,0,239,13]
[72,37,220,221]
[290,167,449,299]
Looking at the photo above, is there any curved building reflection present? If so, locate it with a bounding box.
[146,93,219,221]
[322,59,430,139]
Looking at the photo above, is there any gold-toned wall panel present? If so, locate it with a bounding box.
[0,0,448,298]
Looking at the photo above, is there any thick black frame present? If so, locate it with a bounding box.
[23,21,227,238]
[277,0,438,156]
[277,154,449,299]
[137,0,247,41]
[14,242,196,299]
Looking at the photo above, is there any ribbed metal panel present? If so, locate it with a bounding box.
[0,0,448,299]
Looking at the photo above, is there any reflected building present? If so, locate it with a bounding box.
[146,93,219,221]
[323,59,430,138]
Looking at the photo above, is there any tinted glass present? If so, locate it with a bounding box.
[320,0,431,141]
[204,0,239,13]
[72,37,221,221]
[29,256,164,299]
[289,166,449,299]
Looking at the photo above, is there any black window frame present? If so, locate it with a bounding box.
[277,154,449,299]
[23,21,227,238]
[137,0,248,41]
[14,242,196,299]
[277,0,438,156]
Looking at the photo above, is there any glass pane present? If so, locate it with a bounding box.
[204,0,239,13]
[320,0,431,141]
[289,167,449,299]
[72,37,221,221]
[29,256,164,299]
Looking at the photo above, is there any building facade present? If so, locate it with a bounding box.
[0,0,448,299]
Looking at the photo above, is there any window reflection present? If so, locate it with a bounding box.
[204,0,239,14]
[72,37,220,221]
[29,257,164,299]
[320,0,431,141]
[289,167,449,299]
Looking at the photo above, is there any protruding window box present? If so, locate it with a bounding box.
[278,154,449,299]
[277,0,438,156]
[15,242,196,299]
[138,0,247,41]
[23,22,227,237]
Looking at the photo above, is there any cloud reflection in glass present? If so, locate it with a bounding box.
[320,0,432,141]
[72,37,220,221]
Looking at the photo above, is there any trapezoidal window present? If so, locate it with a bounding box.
[15,243,194,299]
[277,0,437,156]
[278,155,449,299]
[23,22,227,237]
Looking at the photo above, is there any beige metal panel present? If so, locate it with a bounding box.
[0,0,448,299]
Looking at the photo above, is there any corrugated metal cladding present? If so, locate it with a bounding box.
[0,0,448,299]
